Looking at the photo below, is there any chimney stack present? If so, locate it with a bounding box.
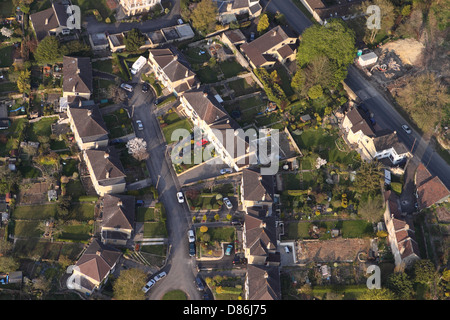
[104,152,110,159]
[96,251,102,256]
[117,200,123,207]
[76,68,80,74]
[87,109,92,116]
[45,18,49,25]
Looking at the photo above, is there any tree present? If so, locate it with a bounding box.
[35,36,61,64]
[387,272,414,299]
[1,27,13,38]
[190,0,218,34]
[0,256,19,272]
[57,196,72,220]
[113,268,147,300]
[291,69,307,96]
[200,225,208,233]
[124,28,146,52]
[359,0,396,43]
[17,69,31,94]
[413,259,436,285]
[354,160,384,195]
[61,40,92,57]
[358,194,384,223]
[257,14,270,34]
[126,137,150,161]
[308,84,323,100]
[297,20,356,88]
[358,288,396,300]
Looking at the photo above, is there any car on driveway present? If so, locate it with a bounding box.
[136,120,143,131]
[177,192,184,203]
[223,197,233,209]
[225,244,233,256]
[120,83,133,92]
[189,242,196,257]
[195,275,205,291]
[188,229,195,243]
[402,124,412,134]
[220,168,232,175]
[142,279,155,293]
[153,271,167,282]
[142,83,149,93]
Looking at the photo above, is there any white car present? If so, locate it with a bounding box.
[136,120,143,131]
[402,124,412,134]
[220,168,232,175]
[154,271,167,282]
[120,83,133,92]
[223,197,232,209]
[177,18,183,25]
[188,229,195,243]
[177,192,185,203]
[142,279,156,293]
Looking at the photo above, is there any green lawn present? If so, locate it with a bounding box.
[162,118,193,143]
[162,290,187,300]
[61,159,78,176]
[219,60,244,78]
[143,222,168,238]
[136,207,156,222]
[183,47,211,64]
[13,204,58,220]
[196,66,219,83]
[0,81,18,94]
[227,78,259,96]
[0,118,28,157]
[103,108,133,139]
[69,202,95,221]
[26,117,58,141]
[58,224,92,241]
[0,45,14,68]
[12,220,42,238]
[201,226,235,242]
[65,180,86,201]
[92,59,114,74]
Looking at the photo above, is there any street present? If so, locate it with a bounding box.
[261,0,450,190]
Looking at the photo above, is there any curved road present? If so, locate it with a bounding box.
[126,73,202,300]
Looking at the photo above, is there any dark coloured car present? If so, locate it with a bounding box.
[142,83,149,93]
[189,242,196,257]
[195,276,205,291]
[136,200,144,207]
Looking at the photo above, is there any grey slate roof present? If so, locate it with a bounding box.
[246,265,281,300]
[30,2,69,41]
[84,147,126,185]
[63,56,93,96]
[68,105,108,142]
[242,167,274,202]
[101,194,135,231]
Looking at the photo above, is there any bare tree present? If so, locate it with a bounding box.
[126,137,149,161]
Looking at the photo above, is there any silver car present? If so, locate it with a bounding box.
[142,279,155,293]
[136,120,143,131]
[223,197,232,209]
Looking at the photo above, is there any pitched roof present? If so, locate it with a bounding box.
[75,239,121,283]
[240,26,297,67]
[101,194,135,231]
[84,147,126,184]
[277,43,296,59]
[373,131,409,155]
[244,213,277,257]
[68,105,108,141]
[346,107,375,137]
[63,56,93,95]
[246,265,281,300]
[384,190,402,219]
[149,47,196,85]
[182,88,229,125]
[242,167,274,202]
[303,0,363,20]
[223,29,246,44]
[30,2,69,41]
[416,176,450,210]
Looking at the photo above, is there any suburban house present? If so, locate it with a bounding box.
[83,147,127,196]
[145,24,195,48]
[179,87,254,171]
[100,194,135,246]
[240,167,275,215]
[299,0,362,25]
[62,56,93,103]
[240,25,298,70]
[414,163,450,211]
[69,239,122,295]
[29,1,71,42]
[221,29,250,69]
[67,105,109,150]
[214,0,262,24]
[383,190,420,269]
[89,33,110,51]
[147,47,198,96]
[119,0,162,17]
[243,212,278,265]
[342,107,411,165]
[245,264,281,300]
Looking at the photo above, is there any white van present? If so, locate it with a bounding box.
[130,56,147,75]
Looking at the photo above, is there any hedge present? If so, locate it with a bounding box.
[282,190,310,196]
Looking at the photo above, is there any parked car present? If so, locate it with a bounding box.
[142,83,149,93]
[142,279,156,293]
[250,32,255,41]
[225,244,233,256]
[120,83,133,92]
[136,200,144,207]
[231,219,242,226]
[223,197,233,209]
[189,242,196,257]
[402,124,412,134]
[284,246,290,253]
[177,18,184,25]
[195,275,205,291]
[220,168,232,175]
[188,229,195,243]
[153,271,167,282]
[177,191,185,203]
[136,120,143,131]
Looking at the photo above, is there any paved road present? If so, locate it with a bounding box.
[83,0,181,35]
[125,73,202,300]
[261,0,450,190]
